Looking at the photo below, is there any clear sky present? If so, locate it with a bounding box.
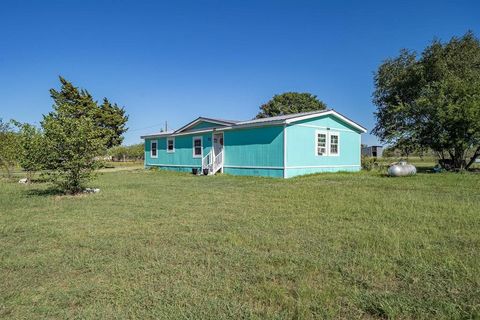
[1,0,479,145]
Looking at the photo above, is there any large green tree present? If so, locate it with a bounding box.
[40,77,128,193]
[50,77,128,148]
[42,113,105,194]
[373,32,480,170]
[256,92,327,118]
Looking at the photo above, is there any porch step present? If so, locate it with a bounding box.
[201,150,224,175]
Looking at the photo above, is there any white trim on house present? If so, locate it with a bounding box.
[359,134,362,165]
[192,136,203,158]
[285,110,367,133]
[166,137,175,153]
[147,163,200,167]
[221,164,361,170]
[150,140,158,158]
[286,165,360,169]
[283,124,287,178]
[223,165,283,169]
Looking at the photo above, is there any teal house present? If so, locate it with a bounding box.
[141,109,367,178]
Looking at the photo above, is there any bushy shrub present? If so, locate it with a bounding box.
[361,156,377,171]
[108,143,144,161]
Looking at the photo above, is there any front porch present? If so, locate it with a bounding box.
[201,132,224,175]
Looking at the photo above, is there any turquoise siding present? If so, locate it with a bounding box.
[185,121,226,131]
[145,132,212,170]
[223,126,284,177]
[285,115,361,178]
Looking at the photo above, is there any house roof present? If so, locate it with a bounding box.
[173,117,240,134]
[140,109,367,139]
[235,110,329,125]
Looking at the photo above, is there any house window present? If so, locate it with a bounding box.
[167,138,175,153]
[317,132,327,156]
[150,140,157,158]
[315,131,340,156]
[193,136,202,158]
[330,133,339,156]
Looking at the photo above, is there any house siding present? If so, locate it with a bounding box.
[223,126,284,178]
[285,114,361,178]
[144,132,212,171]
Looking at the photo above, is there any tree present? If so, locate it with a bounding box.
[49,77,128,148]
[39,77,125,193]
[0,119,19,178]
[256,92,327,118]
[41,113,106,194]
[108,143,144,161]
[126,143,144,160]
[98,98,128,148]
[372,31,480,170]
[12,121,46,182]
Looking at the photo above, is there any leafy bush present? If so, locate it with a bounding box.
[108,143,144,161]
[0,119,20,178]
[42,114,106,194]
[13,121,46,181]
[361,156,378,171]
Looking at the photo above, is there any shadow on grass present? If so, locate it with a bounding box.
[25,186,97,198]
[24,187,64,197]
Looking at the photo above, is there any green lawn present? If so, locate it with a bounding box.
[1,169,479,319]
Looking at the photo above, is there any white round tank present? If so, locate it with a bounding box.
[388,161,417,177]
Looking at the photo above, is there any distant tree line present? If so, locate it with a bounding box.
[108,144,144,161]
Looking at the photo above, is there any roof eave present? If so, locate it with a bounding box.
[174,117,238,134]
[216,120,286,131]
[284,110,367,133]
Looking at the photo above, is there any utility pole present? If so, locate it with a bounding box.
[165,121,168,132]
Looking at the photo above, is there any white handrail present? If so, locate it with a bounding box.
[202,151,212,170]
[212,150,224,173]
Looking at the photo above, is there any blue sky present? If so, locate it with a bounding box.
[1,0,479,145]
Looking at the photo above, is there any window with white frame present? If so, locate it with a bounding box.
[150,140,158,158]
[330,133,339,155]
[316,132,327,156]
[193,136,202,157]
[167,137,175,153]
[316,131,340,156]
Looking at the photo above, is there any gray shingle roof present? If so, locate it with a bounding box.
[141,109,366,138]
[235,110,331,125]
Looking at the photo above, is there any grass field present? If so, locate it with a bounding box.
[1,167,479,319]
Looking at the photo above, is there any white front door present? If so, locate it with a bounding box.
[213,133,223,157]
